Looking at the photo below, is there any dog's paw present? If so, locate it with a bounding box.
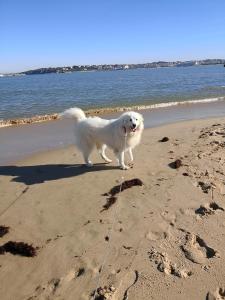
[86,162,93,167]
[120,165,130,170]
[104,158,112,163]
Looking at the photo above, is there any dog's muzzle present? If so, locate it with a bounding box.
[131,124,137,132]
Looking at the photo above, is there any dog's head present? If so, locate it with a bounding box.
[120,111,144,134]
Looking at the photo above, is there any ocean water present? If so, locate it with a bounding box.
[0,64,225,120]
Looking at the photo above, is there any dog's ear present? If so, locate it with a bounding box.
[139,114,144,130]
[119,116,127,134]
[139,113,144,123]
[120,114,127,125]
[122,118,127,125]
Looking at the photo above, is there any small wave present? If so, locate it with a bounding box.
[0,96,225,128]
[86,96,225,113]
[139,96,225,110]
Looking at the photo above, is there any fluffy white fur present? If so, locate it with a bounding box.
[60,107,144,169]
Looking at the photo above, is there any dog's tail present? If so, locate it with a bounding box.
[59,107,86,123]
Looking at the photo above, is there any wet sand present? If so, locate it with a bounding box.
[1,117,225,299]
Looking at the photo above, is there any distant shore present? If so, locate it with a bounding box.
[1,58,224,77]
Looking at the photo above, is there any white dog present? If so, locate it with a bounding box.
[60,107,144,169]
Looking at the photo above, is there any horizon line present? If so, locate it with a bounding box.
[1,57,225,74]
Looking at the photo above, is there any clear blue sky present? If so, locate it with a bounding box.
[1,0,225,73]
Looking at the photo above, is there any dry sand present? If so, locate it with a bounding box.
[1,117,225,299]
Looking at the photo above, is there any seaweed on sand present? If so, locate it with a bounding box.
[101,178,143,212]
[0,226,10,238]
[0,241,37,257]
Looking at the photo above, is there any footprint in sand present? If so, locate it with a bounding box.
[145,230,168,241]
[148,248,192,278]
[27,269,76,300]
[27,278,61,300]
[195,202,224,217]
[207,287,225,300]
[181,232,219,264]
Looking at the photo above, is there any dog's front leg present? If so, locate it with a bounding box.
[118,151,129,170]
[128,148,134,167]
[128,148,134,162]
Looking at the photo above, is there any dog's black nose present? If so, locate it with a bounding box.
[132,123,136,129]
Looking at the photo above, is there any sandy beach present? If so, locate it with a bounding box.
[1,117,225,299]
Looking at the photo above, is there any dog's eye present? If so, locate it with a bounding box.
[130,118,132,122]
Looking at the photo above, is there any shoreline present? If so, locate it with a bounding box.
[0,96,224,128]
[1,99,225,166]
[1,114,225,167]
[11,115,225,165]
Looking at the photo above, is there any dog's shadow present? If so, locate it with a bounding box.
[0,163,118,185]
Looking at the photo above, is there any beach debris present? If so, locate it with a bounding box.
[22,186,29,194]
[0,241,37,257]
[92,285,116,300]
[168,159,182,169]
[54,234,63,240]
[83,220,91,226]
[128,162,134,168]
[198,181,211,193]
[123,245,132,250]
[101,178,143,212]
[195,202,224,216]
[101,196,117,212]
[104,178,143,197]
[209,202,224,211]
[159,137,169,142]
[77,267,85,277]
[182,172,189,176]
[0,225,10,238]
[199,132,208,139]
[212,123,221,127]
[195,206,212,216]
[105,236,109,242]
